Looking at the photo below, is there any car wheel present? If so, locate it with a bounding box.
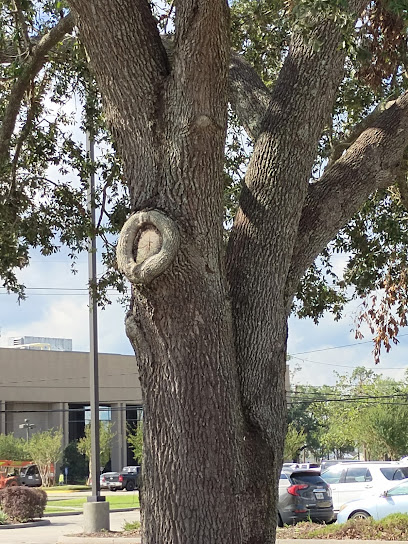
[277,514,283,528]
[350,510,371,520]
[125,481,135,492]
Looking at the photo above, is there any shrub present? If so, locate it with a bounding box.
[123,520,141,532]
[0,486,47,522]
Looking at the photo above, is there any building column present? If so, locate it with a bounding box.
[0,401,5,434]
[59,402,70,449]
[110,402,126,471]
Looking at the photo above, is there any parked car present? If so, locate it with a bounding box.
[100,472,120,489]
[321,462,408,516]
[278,469,333,526]
[107,465,141,491]
[320,459,361,472]
[336,478,408,523]
[283,463,320,471]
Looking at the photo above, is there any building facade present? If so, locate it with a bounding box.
[0,347,142,472]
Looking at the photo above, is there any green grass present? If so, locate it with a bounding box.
[45,494,140,513]
[46,485,90,491]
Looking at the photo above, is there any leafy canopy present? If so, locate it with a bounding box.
[288,367,408,460]
[1,0,408,356]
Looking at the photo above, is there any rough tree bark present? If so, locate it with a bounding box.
[64,1,408,543]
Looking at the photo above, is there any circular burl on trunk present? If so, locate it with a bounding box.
[116,210,180,285]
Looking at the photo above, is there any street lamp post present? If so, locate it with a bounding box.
[19,418,35,441]
[83,131,109,533]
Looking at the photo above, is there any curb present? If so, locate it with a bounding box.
[57,536,141,544]
[46,507,139,517]
[0,518,51,530]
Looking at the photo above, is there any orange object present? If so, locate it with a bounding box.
[0,460,32,489]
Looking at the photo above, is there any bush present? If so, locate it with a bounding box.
[0,486,47,522]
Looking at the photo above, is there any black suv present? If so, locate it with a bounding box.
[278,469,333,526]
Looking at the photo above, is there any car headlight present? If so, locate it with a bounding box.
[339,504,347,513]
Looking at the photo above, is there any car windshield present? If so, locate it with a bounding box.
[290,472,325,485]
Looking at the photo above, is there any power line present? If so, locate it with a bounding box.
[0,405,142,415]
[290,392,408,401]
[290,333,408,355]
[288,398,408,406]
[290,354,408,370]
[11,287,121,292]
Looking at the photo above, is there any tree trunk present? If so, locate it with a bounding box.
[126,268,244,543]
[66,1,408,543]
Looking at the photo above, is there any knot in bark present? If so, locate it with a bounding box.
[116,210,180,285]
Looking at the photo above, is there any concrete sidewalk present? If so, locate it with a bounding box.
[0,509,140,544]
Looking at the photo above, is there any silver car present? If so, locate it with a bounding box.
[321,462,408,516]
[100,472,120,489]
[337,478,408,523]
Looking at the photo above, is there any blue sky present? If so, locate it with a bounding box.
[1,248,408,388]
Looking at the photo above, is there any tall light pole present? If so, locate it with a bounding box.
[84,131,109,532]
[87,131,103,500]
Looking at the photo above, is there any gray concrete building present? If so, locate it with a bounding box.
[0,347,142,471]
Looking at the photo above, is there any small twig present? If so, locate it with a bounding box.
[96,178,113,231]
[10,74,51,188]
[12,0,32,55]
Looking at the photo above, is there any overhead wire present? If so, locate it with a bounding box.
[290,333,408,355]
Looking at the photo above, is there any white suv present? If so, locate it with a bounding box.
[321,462,408,515]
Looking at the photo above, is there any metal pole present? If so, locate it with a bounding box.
[86,131,104,503]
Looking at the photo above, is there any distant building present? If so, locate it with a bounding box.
[0,347,142,471]
[8,336,73,351]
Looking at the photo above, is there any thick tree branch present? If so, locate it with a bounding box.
[329,94,399,163]
[152,1,231,243]
[67,0,169,209]
[168,0,230,130]
[286,90,408,303]
[68,0,169,118]
[0,13,74,163]
[229,52,271,141]
[226,0,369,440]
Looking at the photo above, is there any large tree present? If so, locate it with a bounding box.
[2,0,408,542]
